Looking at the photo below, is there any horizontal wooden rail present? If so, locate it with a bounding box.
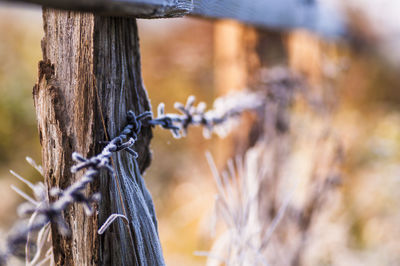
[2,0,347,38]
[3,0,193,18]
[192,0,346,38]
[3,0,400,57]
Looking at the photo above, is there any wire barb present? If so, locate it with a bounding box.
[148,92,264,138]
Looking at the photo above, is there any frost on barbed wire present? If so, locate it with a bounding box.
[0,90,265,265]
[0,111,153,265]
[149,91,265,139]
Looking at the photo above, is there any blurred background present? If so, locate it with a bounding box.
[1,2,400,265]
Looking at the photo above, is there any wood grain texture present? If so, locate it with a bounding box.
[33,8,162,265]
[192,0,346,38]
[6,0,192,18]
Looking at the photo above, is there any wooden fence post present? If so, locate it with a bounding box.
[33,8,154,265]
[247,29,342,265]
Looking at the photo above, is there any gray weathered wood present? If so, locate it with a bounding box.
[33,8,163,266]
[5,0,192,18]
[192,0,346,38]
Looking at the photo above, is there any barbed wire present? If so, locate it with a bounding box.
[148,91,264,138]
[0,91,264,265]
[0,111,152,265]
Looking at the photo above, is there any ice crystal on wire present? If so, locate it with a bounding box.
[149,91,265,139]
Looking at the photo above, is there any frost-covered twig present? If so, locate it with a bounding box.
[199,151,295,266]
[0,158,51,266]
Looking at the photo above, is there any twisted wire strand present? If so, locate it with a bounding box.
[1,91,263,265]
[148,91,264,138]
[0,111,152,265]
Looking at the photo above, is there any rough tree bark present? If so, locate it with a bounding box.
[33,8,156,265]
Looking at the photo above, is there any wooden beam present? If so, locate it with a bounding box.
[192,0,346,38]
[4,0,192,18]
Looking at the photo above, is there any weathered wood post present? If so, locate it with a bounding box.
[30,1,191,265]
